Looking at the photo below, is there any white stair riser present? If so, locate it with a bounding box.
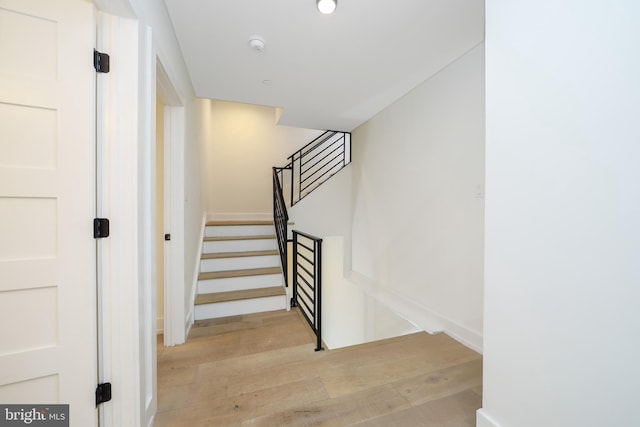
[205,225,274,238]
[194,296,286,320]
[200,255,281,272]
[198,273,284,294]
[203,239,277,254]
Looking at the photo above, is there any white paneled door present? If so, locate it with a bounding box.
[0,0,97,425]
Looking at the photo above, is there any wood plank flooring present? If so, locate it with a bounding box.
[155,310,482,426]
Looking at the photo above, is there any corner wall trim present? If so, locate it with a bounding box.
[476,409,500,427]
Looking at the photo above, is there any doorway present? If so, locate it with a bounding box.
[155,60,186,347]
[156,95,165,336]
[93,5,188,425]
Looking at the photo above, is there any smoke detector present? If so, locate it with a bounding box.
[249,37,265,52]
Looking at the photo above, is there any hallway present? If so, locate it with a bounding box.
[155,310,482,426]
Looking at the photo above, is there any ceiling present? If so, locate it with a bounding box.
[163,0,484,131]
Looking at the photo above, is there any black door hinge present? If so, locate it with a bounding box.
[94,49,110,73]
[95,382,112,406]
[94,218,110,238]
[164,234,171,241]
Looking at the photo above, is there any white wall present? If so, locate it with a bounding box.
[480,2,640,427]
[290,164,354,272]
[321,237,420,350]
[183,97,203,327]
[350,43,485,351]
[199,99,321,216]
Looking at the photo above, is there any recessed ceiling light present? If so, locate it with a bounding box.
[316,0,337,14]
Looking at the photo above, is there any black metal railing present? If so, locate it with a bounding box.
[271,131,348,350]
[291,230,323,351]
[288,130,351,206]
[272,167,289,285]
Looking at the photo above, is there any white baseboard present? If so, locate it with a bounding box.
[156,317,164,334]
[206,212,272,222]
[185,309,193,338]
[348,271,483,353]
[476,409,499,427]
[186,212,207,338]
[190,212,207,316]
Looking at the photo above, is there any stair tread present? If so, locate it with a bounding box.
[206,220,274,226]
[195,286,285,305]
[198,267,282,281]
[204,234,276,242]
[201,250,279,260]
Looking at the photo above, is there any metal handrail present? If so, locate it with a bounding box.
[301,140,343,171]
[301,153,344,193]
[291,230,323,352]
[288,131,351,206]
[271,131,350,351]
[288,130,338,162]
[272,167,289,286]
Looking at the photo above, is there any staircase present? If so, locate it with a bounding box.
[193,131,351,323]
[194,220,287,321]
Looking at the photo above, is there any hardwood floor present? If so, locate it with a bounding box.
[154,310,482,426]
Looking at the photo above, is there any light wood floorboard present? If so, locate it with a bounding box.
[155,309,482,426]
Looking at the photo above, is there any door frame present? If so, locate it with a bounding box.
[95,10,146,426]
[156,60,186,347]
[95,1,188,425]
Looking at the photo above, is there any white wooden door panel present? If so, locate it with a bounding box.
[0,0,97,425]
